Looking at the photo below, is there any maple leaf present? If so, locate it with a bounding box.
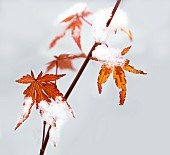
[91,45,146,105]
[46,53,86,72]
[49,4,91,51]
[15,71,74,130]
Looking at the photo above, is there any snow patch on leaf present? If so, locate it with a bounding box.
[92,45,126,67]
[92,8,128,43]
[72,26,81,38]
[15,97,33,130]
[22,97,33,115]
[57,3,88,22]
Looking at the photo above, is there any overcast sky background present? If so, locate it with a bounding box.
[0,0,170,155]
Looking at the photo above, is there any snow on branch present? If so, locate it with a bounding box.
[92,7,128,43]
[39,99,71,146]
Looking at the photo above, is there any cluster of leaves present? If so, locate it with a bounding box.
[16,5,90,129]
[15,2,147,152]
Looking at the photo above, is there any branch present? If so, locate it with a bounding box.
[39,125,51,155]
[64,42,100,99]
[106,0,121,27]
[39,1,122,154]
[41,121,46,147]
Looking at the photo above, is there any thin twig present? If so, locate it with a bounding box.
[39,1,121,154]
[54,61,58,86]
[40,125,51,155]
[64,42,100,99]
[41,121,46,146]
[106,0,121,27]
[80,16,92,26]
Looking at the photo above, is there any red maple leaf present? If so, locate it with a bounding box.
[49,9,91,51]
[46,53,86,72]
[15,71,74,130]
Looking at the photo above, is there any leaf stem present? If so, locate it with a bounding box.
[39,1,121,154]
[54,61,58,86]
[80,16,92,26]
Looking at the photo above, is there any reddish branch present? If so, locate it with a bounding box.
[39,0,122,154]
[40,125,51,155]
[106,0,121,27]
[41,121,46,148]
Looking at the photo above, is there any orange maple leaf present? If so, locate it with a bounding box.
[97,64,112,94]
[93,46,146,105]
[113,66,127,105]
[15,71,74,130]
[49,9,91,51]
[46,53,86,72]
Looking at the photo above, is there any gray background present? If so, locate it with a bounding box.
[0,0,170,155]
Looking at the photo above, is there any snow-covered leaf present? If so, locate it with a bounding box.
[91,46,146,105]
[15,71,74,129]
